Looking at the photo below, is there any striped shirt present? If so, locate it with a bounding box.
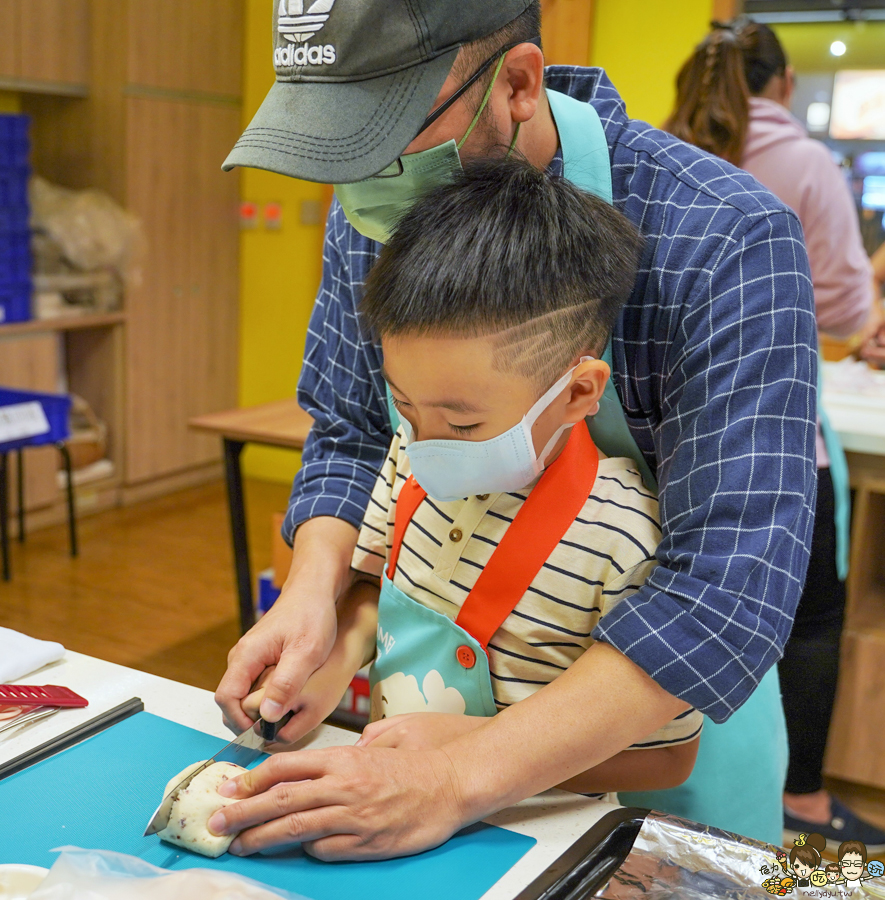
[352,429,704,750]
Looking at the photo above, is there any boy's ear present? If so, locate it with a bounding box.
[564,359,610,422]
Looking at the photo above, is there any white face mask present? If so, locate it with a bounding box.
[400,359,594,502]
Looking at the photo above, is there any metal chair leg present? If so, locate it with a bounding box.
[16,447,24,543]
[0,452,9,580]
[223,438,254,633]
[58,443,78,558]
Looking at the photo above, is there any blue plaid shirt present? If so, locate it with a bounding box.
[286,67,817,724]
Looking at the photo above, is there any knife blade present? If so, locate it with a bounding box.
[143,714,290,837]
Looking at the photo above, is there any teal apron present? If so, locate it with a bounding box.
[543,89,788,845]
[384,88,788,845]
[819,372,850,581]
[370,421,600,721]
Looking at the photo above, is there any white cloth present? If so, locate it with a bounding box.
[0,627,65,682]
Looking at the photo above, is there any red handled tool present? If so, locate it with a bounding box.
[0,685,88,708]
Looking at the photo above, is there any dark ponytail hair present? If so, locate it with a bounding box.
[663,18,788,165]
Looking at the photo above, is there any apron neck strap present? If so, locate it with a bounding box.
[546,88,613,204]
[455,421,598,650]
[388,422,599,652]
[387,476,426,579]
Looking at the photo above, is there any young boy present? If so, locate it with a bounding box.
[291,158,701,795]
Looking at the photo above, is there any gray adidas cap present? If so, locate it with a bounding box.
[222,0,535,184]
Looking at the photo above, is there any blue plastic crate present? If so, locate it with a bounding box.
[0,388,71,451]
[0,115,30,168]
[0,282,31,324]
[0,206,30,235]
[0,166,29,207]
[0,232,31,283]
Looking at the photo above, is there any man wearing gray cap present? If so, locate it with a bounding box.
[214,0,816,859]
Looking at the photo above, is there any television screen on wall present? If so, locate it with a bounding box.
[830,70,885,140]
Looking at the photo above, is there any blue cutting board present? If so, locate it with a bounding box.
[0,712,535,899]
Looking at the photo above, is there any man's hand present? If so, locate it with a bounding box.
[207,746,467,861]
[357,712,487,750]
[215,517,359,743]
[239,579,379,743]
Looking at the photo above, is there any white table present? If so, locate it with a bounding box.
[2,651,617,900]
[821,360,885,455]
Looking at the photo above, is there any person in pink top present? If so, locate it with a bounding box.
[665,18,882,851]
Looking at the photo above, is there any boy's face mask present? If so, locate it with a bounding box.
[333,55,519,245]
[399,358,594,502]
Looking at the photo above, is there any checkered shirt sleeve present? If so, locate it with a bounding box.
[285,66,818,724]
[283,207,391,538]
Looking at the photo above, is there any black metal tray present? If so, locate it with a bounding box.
[515,807,650,900]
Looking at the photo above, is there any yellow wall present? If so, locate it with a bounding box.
[590,0,713,127]
[0,91,21,113]
[774,20,885,72]
[238,0,326,483]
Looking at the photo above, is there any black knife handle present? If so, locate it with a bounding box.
[259,711,294,743]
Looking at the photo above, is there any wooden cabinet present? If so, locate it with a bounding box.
[0,0,20,80]
[19,0,90,89]
[8,0,242,520]
[540,0,595,66]
[127,0,242,98]
[0,331,64,512]
[124,97,240,482]
[0,0,89,94]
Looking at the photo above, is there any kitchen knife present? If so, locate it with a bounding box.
[143,714,290,837]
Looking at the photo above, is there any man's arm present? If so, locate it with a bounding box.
[595,208,818,722]
[209,641,692,860]
[216,204,389,736]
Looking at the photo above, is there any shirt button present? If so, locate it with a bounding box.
[476,494,489,501]
[456,645,477,668]
[449,528,463,543]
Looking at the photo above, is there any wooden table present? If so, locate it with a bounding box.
[189,399,313,632]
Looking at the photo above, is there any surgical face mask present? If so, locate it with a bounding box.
[399,359,594,502]
[334,55,518,244]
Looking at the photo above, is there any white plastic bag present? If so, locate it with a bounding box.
[30,848,310,900]
[29,177,143,285]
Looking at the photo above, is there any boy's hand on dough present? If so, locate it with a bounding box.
[356,713,487,750]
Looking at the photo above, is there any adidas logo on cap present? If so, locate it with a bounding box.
[275,0,337,67]
[278,0,335,44]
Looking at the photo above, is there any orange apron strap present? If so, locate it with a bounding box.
[455,422,599,651]
[387,475,427,578]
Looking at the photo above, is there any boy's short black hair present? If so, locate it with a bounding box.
[360,157,643,391]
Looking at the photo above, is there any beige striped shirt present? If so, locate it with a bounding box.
[352,428,702,750]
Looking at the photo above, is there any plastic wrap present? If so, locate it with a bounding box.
[30,848,311,900]
[29,176,143,285]
[597,811,885,899]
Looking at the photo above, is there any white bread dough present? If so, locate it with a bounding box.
[157,760,246,858]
